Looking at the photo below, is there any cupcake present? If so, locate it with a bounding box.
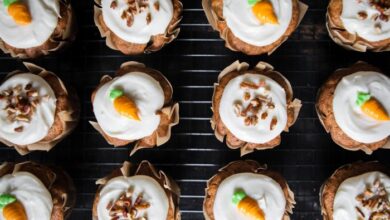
[90,61,179,155]
[0,161,76,220]
[0,63,79,155]
[94,0,183,55]
[203,160,295,220]
[202,0,306,55]
[320,161,390,220]
[92,161,180,220]
[316,62,390,154]
[0,0,75,59]
[327,0,390,52]
[211,61,301,156]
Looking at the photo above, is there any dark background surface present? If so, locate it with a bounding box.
[0,0,389,219]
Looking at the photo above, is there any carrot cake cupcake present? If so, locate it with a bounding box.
[202,0,305,55]
[92,161,180,220]
[211,61,301,156]
[94,0,183,55]
[316,62,390,154]
[0,0,75,58]
[203,160,295,220]
[0,63,79,155]
[0,161,76,220]
[90,61,179,155]
[327,0,390,52]
[320,161,390,220]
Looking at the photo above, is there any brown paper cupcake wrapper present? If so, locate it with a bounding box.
[94,0,183,55]
[93,161,180,220]
[319,161,389,220]
[90,61,179,155]
[202,0,308,55]
[0,161,76,220]
[315,61,390,154]
[211,61,302,156]
[0,63,80,155]
[0,0,76,59]
[203,160,295,220]
[326,13,390,52]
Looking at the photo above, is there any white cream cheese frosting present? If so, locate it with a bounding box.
[0,73,57,146]
[0,172,53,220]
[0,0,60,48]
[222,0,293,46]
[93,72,164,141]
[213,173,286,220]
[341,0,390,42]
[333,71,390,144]
[219,73,287,144]
[101,0,173,44]
[97,175,169,220]
[333,171,390,220]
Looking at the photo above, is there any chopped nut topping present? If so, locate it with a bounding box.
[358,11,368,20]
[372,13,380,21]
[355,178,390,220]
[14,126,23,132]
[244,115,258,126]
[107,187,150,220]
[154,1,160,11]
[146,12,152,25]
[114,0,155,27]
[379,13,389,21]
[243,92,250,101]
[261,112,268,120]
[240,81,259,90]
[110,0,117,9]
[375,23,382,33]
[270,117,277,130]
[233,103,242,117]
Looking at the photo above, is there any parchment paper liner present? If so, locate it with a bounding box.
[92,161,180,220]
[211,61,302,156]
[0,63,80,155]
[0,0,76,59]
[319,161,390,220]
[0,161,76,220]
[326,0,390,52]
[315,61,390,154]
[203,160,295,220]
[94,0,183,55]
[202,0,308,55]
[89,61,179,156]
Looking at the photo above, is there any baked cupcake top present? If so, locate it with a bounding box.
[102,0,173,44]
[219,73,288,144]
[333,171,389,219]
[340,0,389,42]
[333,70,390,144]
[0,172,53,220]
[93,70,165,141]
[0,0,60,48]
[0,73,57,146]
[97,175,169,219]
[223,0,293,46]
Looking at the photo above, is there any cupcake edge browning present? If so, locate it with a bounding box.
[203,160,295,220]
[202,0,302,55]
[0,0,76,59]
[0,62,80,155]
[90,61,179,156]
[320,161,390,220]
[0,161,76,220]
[316,61,390,154]
[94,0,183,55]
[92,161,180,220]
[326,0,390,52]
[211,61,301,156]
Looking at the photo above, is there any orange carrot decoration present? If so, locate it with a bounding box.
[232,190,265,220]
[356,92,389,121]
[3,0,32,26]
[0,194,27,220]
[110,89,140,121]
[249,0,278,25]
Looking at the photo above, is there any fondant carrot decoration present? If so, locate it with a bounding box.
[356,92,389,121]
[3,0,32,25]
[248,0,278,25]
[0,194,27,220]
[232,190,265,220]
[110,89,140,121]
